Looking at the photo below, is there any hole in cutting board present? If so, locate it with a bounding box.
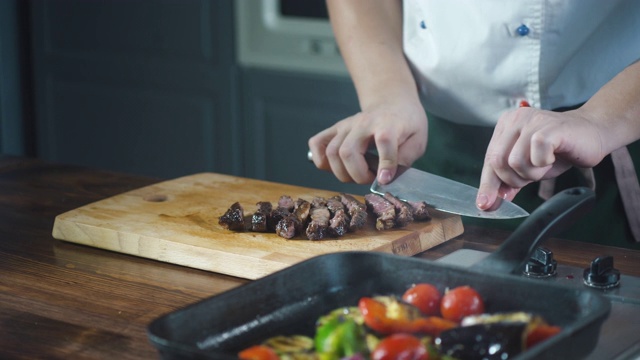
[143,194,168,202]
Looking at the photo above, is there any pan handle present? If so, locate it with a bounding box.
[471,187,595,275]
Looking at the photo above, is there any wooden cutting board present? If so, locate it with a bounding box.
[52,173,463,280]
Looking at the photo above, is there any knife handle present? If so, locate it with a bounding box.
[364,151,380,172]
[308,149,381,173]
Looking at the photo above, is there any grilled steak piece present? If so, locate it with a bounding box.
[218,202,245,231]
[268,207,291,231]
[276,213,300,239]
[339,193,368,231]
[311,196,327,208]
[278,195,295,212]
[383,192,414,227]
[293,198,311,226]
[251,201,273,232]
[407,200,431,221]
[306,198,331,240]
[365,193,396,230]
[327,197,349,236]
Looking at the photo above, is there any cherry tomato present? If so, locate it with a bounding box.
[238,345,279,360]
[440,286,485,323]
[371,333,429,360]
[402,283,442,316]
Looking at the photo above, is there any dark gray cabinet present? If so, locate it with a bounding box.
[30,0,238,178]
[0,0,29,156]
[25,0,365,194]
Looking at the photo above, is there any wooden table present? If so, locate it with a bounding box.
[1,156,639,359]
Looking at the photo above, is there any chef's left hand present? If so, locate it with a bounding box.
[476,107,605,211]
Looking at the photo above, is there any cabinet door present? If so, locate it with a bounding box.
[240,69,368,194]
[30,0,238,178]
[0,0,29,156]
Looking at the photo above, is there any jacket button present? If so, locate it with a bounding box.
[516,24,530,36]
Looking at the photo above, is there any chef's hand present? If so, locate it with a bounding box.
[476,107,606,210]
[308,98,428,185]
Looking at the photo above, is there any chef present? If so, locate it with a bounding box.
[308,0,640,249]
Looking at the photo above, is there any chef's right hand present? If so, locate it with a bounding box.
[308,98,428,185]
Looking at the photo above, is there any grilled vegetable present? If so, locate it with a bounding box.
[436,312,561,360]
[263,335,314,354]
[358,296,457,335]
[238,345,279,360]
[315,307,368,360]
[437,322,527,360]
[371,333,428,360]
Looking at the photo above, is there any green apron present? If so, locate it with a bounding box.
[412,113,640,250]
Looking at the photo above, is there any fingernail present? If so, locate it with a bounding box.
[378,169,393,184]
[476,193,489,209]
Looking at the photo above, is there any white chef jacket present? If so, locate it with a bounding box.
[403,0,640,126]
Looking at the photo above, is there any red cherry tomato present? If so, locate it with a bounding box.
[402,283,442,316]
[238,345,279,360]
[371,333,429,360]
[440,286,485,323]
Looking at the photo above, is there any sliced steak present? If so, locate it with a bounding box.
[293,198,312,226]
[292,198,312,235]
[306,199,331,240]
[276,213,300,239]
[383,192,414,227]
[218,202,245,231]
[278,195,295,212]
[251,201,273,232]
[407,200,431,221]
[364,193,396,230]
[339,193,368,231]
[268,207,291,231]
[327,197,349,236]
[311,196,327,209]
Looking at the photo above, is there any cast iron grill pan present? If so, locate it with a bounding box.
[148,187,610,360]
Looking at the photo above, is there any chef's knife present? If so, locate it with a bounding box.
[366,153,529,219]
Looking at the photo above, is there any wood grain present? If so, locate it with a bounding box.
[52,173,464,279]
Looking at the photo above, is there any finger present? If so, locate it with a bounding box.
[338,129,375,184]
[308,127,336,171]
[325,130,357,183]
[529,131,557,167]
[484,137,530,190]
[507,132,555,182]
[373,131,399,185]
[476,161,503,210]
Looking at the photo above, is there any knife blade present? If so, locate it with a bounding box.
[366,154,529,219]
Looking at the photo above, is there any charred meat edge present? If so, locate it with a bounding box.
[383,192,414,227]
[251,201,273,232]
[340,193,368,231]
[364,193,396,230]
[327,196,349,237]
[218,202,245,231]
[407,200,431,221]
[306,197,331,240]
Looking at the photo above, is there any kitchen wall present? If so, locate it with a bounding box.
[4,0,365,194]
